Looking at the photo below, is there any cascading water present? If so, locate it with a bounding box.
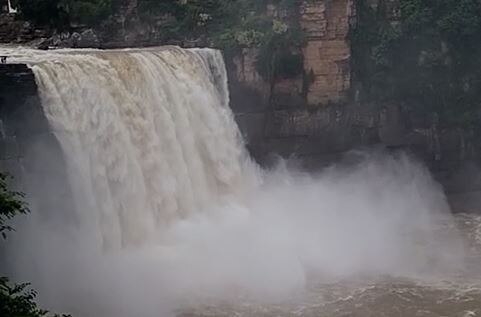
[1,46,480,317]
[27,47,252,249]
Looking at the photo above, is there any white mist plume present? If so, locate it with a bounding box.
[1,47,465,317]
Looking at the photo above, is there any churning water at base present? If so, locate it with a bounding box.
[1,46,481,317]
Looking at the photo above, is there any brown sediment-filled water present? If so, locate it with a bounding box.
[183,214,481,317]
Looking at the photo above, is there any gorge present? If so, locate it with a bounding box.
[0,45,479,317]
[0,1,481,317]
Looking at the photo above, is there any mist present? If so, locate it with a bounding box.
[4,151,465,317]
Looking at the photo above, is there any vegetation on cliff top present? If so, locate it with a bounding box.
[138,0,305,80]
[352,0,481,127]
[13,0,480,125]
[11,0,112,26]
[11,0,305,81]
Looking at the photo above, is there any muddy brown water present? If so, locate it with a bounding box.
[180,214,481,317]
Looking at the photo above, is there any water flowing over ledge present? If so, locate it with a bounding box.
[2,46,253,249]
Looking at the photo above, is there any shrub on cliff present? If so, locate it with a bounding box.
[137,0,306,80]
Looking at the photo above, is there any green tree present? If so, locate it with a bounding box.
[0,173,28,239]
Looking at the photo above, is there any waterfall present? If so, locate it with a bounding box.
[0,46,466,317]
[18,47,251,249]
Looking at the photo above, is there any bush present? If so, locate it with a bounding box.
[0,174,28,239]
[0,277,70,317]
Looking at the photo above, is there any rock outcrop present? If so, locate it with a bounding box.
[301,0,354,106]
[39,28,101,49]
[229,0,356,110]
[226,0,481,205]
[0,64,74,214]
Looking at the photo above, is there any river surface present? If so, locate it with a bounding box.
[181,213,481,317]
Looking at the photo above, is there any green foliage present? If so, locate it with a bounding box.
[13,0,306,79]
[138,0,251,41]
[1,277,46,317]
[136,0,271,44]
[0,277,71,317]
[11,0,112,27]
[137,0,305,80]
[255,26,305,80]
[59,0,112,25]
[0,277,68,317]
[0,173,69,316]
[0,173,28,239]
[352,0,481,127]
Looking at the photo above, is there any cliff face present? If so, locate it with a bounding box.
[301,0,354,106]
[0,64,74,215]
[227,0,481,205]
[229,0,355,110]
[228,0,366,159]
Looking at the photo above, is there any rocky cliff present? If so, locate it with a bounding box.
[301,0,354,106]
[227,0,481,208]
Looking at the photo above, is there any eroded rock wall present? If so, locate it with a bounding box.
[0,64,74,217]
[228,0,481,205]
[301,0,354,106]
[229,0,356,110]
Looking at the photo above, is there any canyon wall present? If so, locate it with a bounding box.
[228,0,481,208]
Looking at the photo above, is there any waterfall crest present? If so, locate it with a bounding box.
[15,47,250,249]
